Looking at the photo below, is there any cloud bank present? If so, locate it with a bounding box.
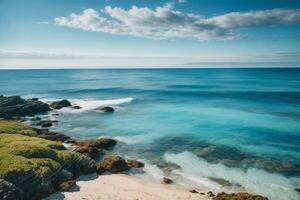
[54,5,300,40]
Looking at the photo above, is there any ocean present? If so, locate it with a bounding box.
[1,68,300,200]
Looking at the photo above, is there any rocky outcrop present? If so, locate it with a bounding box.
[50,100,71,109]
[97,106,115,112]
[127,160,144,168]
[75,146,101,160]
[97,155,129,174]
[213,192,268,200]
[34,128,76,144]
[78,138,117,149]
[0,179,22,200]
[0,96,50,119]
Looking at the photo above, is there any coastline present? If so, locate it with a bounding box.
[0,95,274,200]
[45,174,210,200]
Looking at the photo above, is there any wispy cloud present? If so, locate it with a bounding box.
[54,5,300,41]
[36,21,50,25]
[0,50,92,59]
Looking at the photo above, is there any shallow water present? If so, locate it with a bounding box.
[1,68,300,199]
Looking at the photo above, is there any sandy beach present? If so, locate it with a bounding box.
[45,174,210,200]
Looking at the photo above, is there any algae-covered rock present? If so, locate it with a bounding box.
[127,160,144,168]
[97,155,129,173]
[0,121,96,199]
[0,120,37,136]
[213,192,268,200]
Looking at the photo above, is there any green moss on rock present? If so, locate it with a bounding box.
[0,120,37,136]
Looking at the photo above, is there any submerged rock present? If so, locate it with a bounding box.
[209,177,232,187]
[127,160,144,168]
[72,105,81,109]
[213,192,268,200]
[97,106,115,113]
[189,189,199,193]
[0,179,22,200]
[97,155,129,173]
[0,96,50,119]
[162,177,173,184]
[50,100,71,109]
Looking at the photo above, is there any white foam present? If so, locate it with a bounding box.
[43,97,134,113]
[164,151,300,200]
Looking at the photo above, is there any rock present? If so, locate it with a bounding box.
[78,138,117,149]
[50,100,71,109]
[36,120,53,127]
[56,180,76,192]
[162,177,173,184]
[295,188,300,193]
[34,128,76,144]
[213,192,268,200]
[209,177,232,187]
[207,191,215,197]
[0,96,50,119]
[72,105,81,109]
[0,179,22,200]
[97,106,115,113]
[97,155,129,173]
[75,146,101,160]
[127,160,144,168]
[189,189,198,193]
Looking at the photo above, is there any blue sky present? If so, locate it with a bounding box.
[0,0,300,68]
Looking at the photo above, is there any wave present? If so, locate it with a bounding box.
[164,151,300,200]
[43,97,134,112]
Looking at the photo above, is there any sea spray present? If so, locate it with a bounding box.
[164,151,300,200]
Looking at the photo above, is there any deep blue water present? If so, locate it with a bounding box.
[1,68,300,199]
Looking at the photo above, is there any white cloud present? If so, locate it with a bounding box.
[178,0,187,3]
[0,50,92,59]
[52,6,300,41]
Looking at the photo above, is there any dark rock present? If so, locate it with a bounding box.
[61,153,97,176]
[0,96,26,107]
[32,117,42,121]
[30,98,39,101]
[56,180,76,192]
[97,106,115,113]
[50,100,71,109]
[213,192,268,200]
[162,177,173,184]
[36,120,53,127]
[0,96,50,119]
[208,191,215,197]
[72,105,81,109]
[34,128,76,144]
[78,138,117,149]
[0,179,22,200]
[127,160,144,168]
[189,189,198,193]
[295,188,300,193]
[97,155,129,173]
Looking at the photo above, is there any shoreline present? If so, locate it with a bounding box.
[45,173,211,200]
[0,95,272,200]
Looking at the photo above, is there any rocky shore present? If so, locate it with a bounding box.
[0,95,269,200]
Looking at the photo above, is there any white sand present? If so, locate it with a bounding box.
[46,174,210,200]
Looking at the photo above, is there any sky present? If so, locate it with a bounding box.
[0,0,300,68]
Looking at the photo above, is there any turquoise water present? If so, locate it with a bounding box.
[1,68,300,199]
